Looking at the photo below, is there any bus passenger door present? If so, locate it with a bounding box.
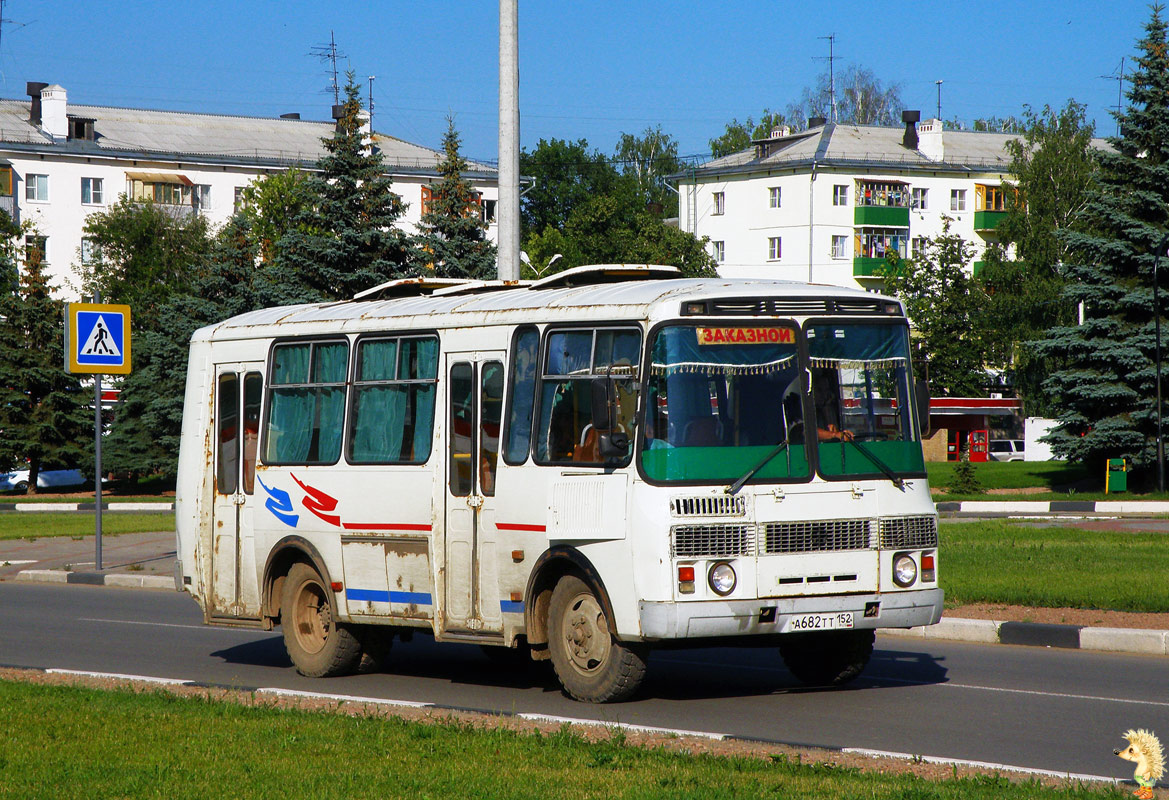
[444,353,506,635]
[210,365,263,620]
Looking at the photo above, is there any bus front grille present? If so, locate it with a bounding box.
[879,516,938,549]
[670,495,747,517]
[761,519,874,554]
[671,524,755,558]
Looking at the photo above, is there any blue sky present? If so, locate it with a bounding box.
[2,1,1153,164]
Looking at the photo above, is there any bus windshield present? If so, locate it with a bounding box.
[641,324,810,483]
[807,322,924,478]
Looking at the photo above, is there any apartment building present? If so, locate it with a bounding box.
[0,82,499,296]
[676,112,1017,290]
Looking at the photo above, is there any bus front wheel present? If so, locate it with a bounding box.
[778,629,875,687]
[548,575,647,703]
[281,562,362,677]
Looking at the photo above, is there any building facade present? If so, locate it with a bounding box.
[0,82,499,297]
[676,115,1016,290]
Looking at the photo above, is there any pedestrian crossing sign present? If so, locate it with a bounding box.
[64,302,131,374]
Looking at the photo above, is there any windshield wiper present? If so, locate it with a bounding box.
[845,439,906,490]
[726,440,788,496]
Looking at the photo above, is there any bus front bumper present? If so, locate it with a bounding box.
[638,588,943,640]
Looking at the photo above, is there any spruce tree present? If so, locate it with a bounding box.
[415,117,496,280]
[270,73,413,302]
[0,226,90,490]
[1036,6,1169,474]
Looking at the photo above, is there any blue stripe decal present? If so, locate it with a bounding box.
[500,600,525,614]
[346,588,433,605]
[346,588,389,602]
[389,590,432,605]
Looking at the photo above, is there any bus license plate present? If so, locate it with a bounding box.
[782,612,855,633]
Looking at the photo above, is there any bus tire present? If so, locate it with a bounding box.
[357,627,394,673]
[548,575,646,703]
[281,562,362,678]
[778,629,875,687]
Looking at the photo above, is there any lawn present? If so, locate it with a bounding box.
[925,460,1157,501]
[0,679,1127,800]
[0,512,174,540]
[940,519,1169,612]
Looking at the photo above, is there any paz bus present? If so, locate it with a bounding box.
[175,265,942,702]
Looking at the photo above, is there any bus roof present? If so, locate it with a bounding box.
[192,274,901,344]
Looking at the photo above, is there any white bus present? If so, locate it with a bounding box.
[176,265,942,702]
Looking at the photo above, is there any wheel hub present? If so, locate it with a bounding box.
[563,594,610,673]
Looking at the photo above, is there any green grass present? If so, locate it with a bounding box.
[0,512,174,540]
[0,679,1125,800]
[0,494,173,503]
[941,519,1169,612]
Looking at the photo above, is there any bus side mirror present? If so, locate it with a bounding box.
[915,380,931,437]
[590,377,615,431]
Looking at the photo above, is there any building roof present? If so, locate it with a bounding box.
[687,121,1020,179]
[0,95,497,178]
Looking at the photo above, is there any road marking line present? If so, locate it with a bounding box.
[842,747,1118,784]
[0,560,37,565]
[78,617,269,633]
[663,658,1169,708]
[46,668,193,686]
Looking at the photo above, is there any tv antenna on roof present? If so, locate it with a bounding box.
[1099,57,1125,136]
[310,30,345,105]
[816,33,838,123]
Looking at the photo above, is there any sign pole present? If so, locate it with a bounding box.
[93,291,103,571]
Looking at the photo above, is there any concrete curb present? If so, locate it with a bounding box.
[883,617,1169,655]
[936,500,1169,514]
[15,569,173,590]
[0,503,174,512]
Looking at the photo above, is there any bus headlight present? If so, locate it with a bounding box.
[892,553,917,587]
[708,561,737,596]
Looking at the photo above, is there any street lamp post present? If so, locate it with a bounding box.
[1155,234,1169,494]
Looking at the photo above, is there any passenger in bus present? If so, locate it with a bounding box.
[812,368,854,442]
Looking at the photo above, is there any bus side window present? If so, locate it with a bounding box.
[503,326,538,465]
[263,340,348,465]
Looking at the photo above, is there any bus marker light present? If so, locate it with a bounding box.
[511,550,525,562]
[330,582,343,592]
[678,566,695,582]
[921,553,936,582]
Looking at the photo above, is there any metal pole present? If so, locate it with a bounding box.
[497,0,520,281]
[93,290,103,570]
[1156,236,1168,494]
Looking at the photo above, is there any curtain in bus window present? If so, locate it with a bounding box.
[412,384,436,462]
[402,337,439,380]
[265,388,314,463]
[359,339,397,381]
[351,385,407,462]
[314,342,348,383]
[315,387,345,463]
[272,343,309,384]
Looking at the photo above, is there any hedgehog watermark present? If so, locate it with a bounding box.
[1115,729,1164,800]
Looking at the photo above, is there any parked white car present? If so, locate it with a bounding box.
[988,440,1025,462]
[0,469,88,492]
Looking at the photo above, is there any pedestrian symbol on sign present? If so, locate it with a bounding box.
[80,315,121,357]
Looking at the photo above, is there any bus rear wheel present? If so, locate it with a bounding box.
[281,562,362,678]
[548,575,646,703]
[778,629,875,687]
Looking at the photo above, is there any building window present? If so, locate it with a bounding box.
[833,185,848,206]
[81,177,104,205]
[976,184,1005,211]
[831,235,849,259]
[479,197,497,224]
[911,187,928,210]
[193,184,212,213]
[769,187,781,208]
[25,174,48,202]
[711,241,725,263]
[80,237,99,265]
[857,181,908,208]
[130,178,192,206]
[0,166,13,197]
[854,228,907,260]
[951,189,966,212]
[24,235,47,266]
[712,192,725,215]
[234,186,246,213]
[911,237,929,258]
[768,237,782,261]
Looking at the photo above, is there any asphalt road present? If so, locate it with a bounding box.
[1,581,1165,782]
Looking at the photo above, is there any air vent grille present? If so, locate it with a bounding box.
[762,519,874,554]
[671,524,756,558]
[670,495,747,517]
[879,516,938,549]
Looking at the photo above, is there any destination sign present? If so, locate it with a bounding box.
[695,327,794,345]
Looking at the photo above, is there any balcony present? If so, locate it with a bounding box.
[974,210,1007,232]
[854,206,909,227]
[853,257,889,278]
